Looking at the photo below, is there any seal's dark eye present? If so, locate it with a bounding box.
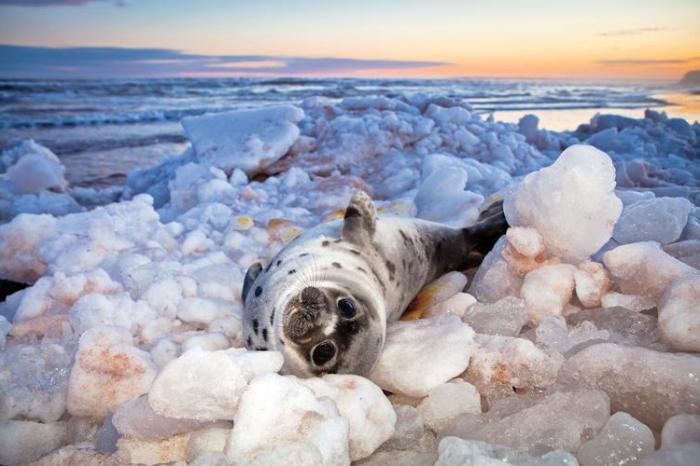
[311,340,336,366]
[337,298,356,319]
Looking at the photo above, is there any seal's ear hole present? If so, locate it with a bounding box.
[311,340,337,366]
[337,298,357,319]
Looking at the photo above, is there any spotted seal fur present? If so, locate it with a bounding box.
[242,190,506,376]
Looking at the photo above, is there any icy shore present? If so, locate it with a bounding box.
[0,94,699,465]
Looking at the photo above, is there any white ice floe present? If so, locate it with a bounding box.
[368,315,476,397]
[504,144,623,263]
[182,105,305,175]
[0,94,699,465]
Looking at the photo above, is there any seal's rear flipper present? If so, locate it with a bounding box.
[463,200,508,256]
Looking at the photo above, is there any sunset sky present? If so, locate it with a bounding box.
[0,0,698,80]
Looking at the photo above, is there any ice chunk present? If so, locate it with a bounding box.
[0,213,56,283]
[28,444,109,466]
[462,296,529,336]
[355,450,438,466]
[603,241,697,299]
[558,343,700,432]
[658,275,700,352]
[0,315,10,349]
[378,405,437,453]
[664,239,700,269]
[414,155,483,228]
[403,272,468,320]
[521,264,577,325]
[113,395,209,440]
[435,437,579,466]
[536,317,609,354]
[568,307,664,350]
[576,411,654,466]
[177,297,236,325]
[504,144,622,263]
[613,196,693,245]
[181,332,230,352]
[637,443,700,466]
[464,334,564,394]
[225,373,350,466]
[422,292,477,319]
[115,433,190,465]
[469,236,523,303]
[182,105,305,175]
[186,422,232,463]
[148,347,283,421]
[661,414,700,448]
[574,261,611,308]
[440,389,610,453]
[0,343,72,423]
[0,419,67,465]
[368,315,476,397]
[3,140,67,194]
[506,226,546,258]
[67,326,157,420]
[417,382,481,432]
[301,374,396,460]
[600,292,655,312]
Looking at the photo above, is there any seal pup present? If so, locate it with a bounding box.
[242,190,506,377]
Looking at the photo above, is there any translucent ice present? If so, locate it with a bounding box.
[559,343,700,432]
[658,274,700,352]
[417,382,481,432]
[112,395,208,440]
[576,411,654,466]
[613,196,693,245]
[504,144,622,263]
[0,419,68,465]
[435,437,579,466]
[439,389,610,453]
[462,296,529,336]
[469,236,524,303]
[661,414,700,448]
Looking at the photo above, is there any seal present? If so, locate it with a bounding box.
[241,190,506,377]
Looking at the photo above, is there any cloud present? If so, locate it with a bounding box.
[0,45,450,77]
[597,26,668,37]
[0,0,121,6]
[597,58,696,66]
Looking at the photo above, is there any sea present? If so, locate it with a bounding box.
[1,77,698,188]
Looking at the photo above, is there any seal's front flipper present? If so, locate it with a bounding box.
[342,190,377,244]
[463,200,508,255]
[242,262,263,302]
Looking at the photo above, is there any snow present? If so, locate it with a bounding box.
[0,93,699,465]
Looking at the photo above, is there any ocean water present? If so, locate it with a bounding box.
[0,77,696,187]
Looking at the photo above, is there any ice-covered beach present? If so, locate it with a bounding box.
[0,86,699,466]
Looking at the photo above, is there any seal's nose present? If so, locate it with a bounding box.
[300,286,324,305]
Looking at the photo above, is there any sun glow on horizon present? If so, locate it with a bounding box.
[0,0,698,80]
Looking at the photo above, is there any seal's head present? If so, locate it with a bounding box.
[277,280,384,376]
[242,190,386,376]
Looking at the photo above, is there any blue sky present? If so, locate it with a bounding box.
[0,0,698,78]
